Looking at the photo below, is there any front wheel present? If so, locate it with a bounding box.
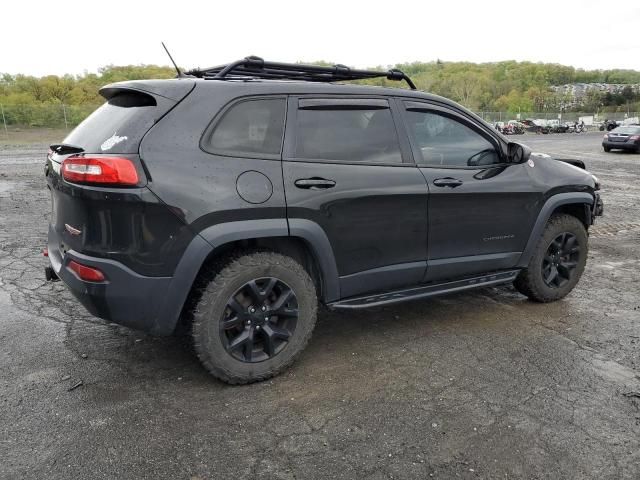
[514,214,588,303]
[603,146,611,152]
[192,252,317,384]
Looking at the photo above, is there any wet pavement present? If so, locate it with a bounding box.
[1,132,639,479]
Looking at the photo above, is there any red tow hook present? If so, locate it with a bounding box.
[43,248,48,257]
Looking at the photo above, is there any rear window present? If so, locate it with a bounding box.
[63,91,161,154]
[612,126,640,134]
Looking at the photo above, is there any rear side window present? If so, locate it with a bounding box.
[205,98,286,157]
[294,102,402,164]
[63,91,160,154]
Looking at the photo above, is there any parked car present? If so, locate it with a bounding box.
[521,119,550,134]
[551,123,570,134]
[599,119,619,131]
[44,57,603,384]
[602,126,640,152]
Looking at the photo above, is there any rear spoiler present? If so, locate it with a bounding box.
[556,158,586,170]
[100,79,195,102]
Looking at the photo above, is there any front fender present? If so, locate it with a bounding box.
[517,192,595,268]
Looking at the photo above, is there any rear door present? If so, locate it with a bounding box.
[400,101,541,282]
[282,96,429,298]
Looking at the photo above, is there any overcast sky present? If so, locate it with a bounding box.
[4,0,639,77]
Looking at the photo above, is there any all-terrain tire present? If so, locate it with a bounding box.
[192,252,317,384]
[514,214,588,303]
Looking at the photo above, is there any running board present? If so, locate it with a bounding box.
[328,270,520,310]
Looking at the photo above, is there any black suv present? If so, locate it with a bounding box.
[45,57,603,384]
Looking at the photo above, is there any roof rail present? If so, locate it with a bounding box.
[185,56,417,90]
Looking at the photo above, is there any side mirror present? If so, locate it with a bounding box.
[507,142,531,164]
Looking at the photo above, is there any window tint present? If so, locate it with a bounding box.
[405,110,500,167]
[612,126,640,134]
[295,106,402,163]
[207,98,285,156]
[63,92,159,154]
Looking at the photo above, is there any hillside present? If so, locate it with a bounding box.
[1,61,639,116]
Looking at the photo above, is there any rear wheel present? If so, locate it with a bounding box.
[514,214,588,303]
[192,252,317,384]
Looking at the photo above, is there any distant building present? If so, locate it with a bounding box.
[551,83,640,99]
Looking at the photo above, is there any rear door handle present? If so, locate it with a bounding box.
[294,178,336,190]
[433,177,463,188]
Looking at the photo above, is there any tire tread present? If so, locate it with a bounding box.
[191,251,317,385]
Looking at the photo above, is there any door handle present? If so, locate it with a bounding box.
[294,178,336,190]
[433,177,463,188]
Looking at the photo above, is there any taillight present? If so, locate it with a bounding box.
[629,135,640,141]
[67,260,106,282]
[62,156,139,186]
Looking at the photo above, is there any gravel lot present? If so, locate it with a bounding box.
[1,131,639,479]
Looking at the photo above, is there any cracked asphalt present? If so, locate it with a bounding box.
[1,131,639,479]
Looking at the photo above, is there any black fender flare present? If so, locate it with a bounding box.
[152,218,340,335]
[516,192,595,268]
[287,218,340,302]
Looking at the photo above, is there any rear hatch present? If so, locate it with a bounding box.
[46,79,195,275]
[607,127,639,143]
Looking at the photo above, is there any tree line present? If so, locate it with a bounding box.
[1,61,639,125]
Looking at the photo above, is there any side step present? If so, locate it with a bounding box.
[328,270,520,310]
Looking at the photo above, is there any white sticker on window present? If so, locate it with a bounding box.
[101,132,128,151]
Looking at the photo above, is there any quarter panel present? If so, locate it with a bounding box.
[139,84,287,233]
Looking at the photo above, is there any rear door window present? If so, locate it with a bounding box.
[293,99,402,164]
[203,98,286,158]
[63,91,163,154]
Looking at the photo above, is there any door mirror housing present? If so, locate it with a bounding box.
[507,142,531,164]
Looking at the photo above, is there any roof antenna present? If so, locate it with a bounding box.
[161,42,184,78]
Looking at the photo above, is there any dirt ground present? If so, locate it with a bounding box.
[1,131,639,479]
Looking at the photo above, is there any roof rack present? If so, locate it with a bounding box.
[185,56,417,90]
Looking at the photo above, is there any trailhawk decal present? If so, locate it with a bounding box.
[100,132,128,151]
[483,234,515,242]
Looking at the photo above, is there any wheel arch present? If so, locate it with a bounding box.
[517,192,594,268]
[152,219,339,335]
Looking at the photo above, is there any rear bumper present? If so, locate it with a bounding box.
[602,140,639,150]
[48,225,174,335]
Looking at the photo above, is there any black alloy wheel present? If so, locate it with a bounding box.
[542,232,580,288]
[220,277,298,363]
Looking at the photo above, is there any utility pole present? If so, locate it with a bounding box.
[62,104,69,130]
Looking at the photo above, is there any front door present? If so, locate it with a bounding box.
[400,101,542,282]
[282,96,429,298]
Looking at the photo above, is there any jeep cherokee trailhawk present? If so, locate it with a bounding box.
[45,57,603,383]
